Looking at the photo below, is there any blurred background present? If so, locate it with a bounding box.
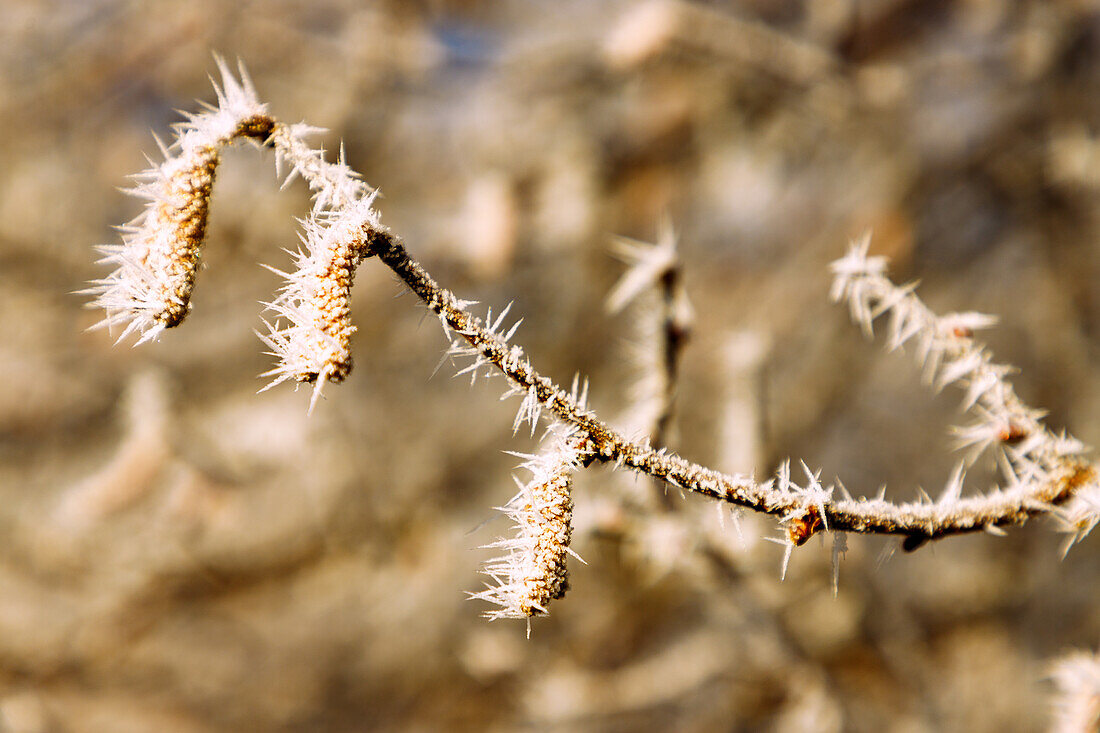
[2,0,1100,730]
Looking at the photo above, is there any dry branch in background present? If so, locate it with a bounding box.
[88,60,1100,636]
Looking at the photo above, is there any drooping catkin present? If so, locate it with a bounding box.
[256,118,380,405]
[513,470,574,614]
[472,426,587,622]
[85,57,272,344]
[142,145,217,328]
[258,194,383,408]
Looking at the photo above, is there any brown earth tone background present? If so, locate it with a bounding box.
[2,0,1100,730]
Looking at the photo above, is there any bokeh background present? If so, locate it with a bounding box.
[3,0,1100,730]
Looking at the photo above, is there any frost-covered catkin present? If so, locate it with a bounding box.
[85,58,271,344]
[148,147,217,327]
[255,117,383,406]
[258,194,382,403]
[473,428,586,621]
[513,470,574,615]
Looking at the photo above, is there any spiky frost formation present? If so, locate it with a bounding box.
[472,427,589,621]
[270,124,373,213]
[830,236,1099,546]
[1054,485,1100,555]
[1050,650,1100,733]
[605,221,680,316]
[89,62,1100,603]
[86,58,385,406]
[85,57,272,344]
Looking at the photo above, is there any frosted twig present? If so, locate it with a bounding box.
[607,215,693,449]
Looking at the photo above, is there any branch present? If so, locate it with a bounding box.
[87,61,1100,618]
[364,225,1098,544]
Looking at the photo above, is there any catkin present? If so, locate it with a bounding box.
[514,470,574,616]
[257,193,382,398]
[143,145,219,327]
[473,430,584,621]
[86,59,272,343]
